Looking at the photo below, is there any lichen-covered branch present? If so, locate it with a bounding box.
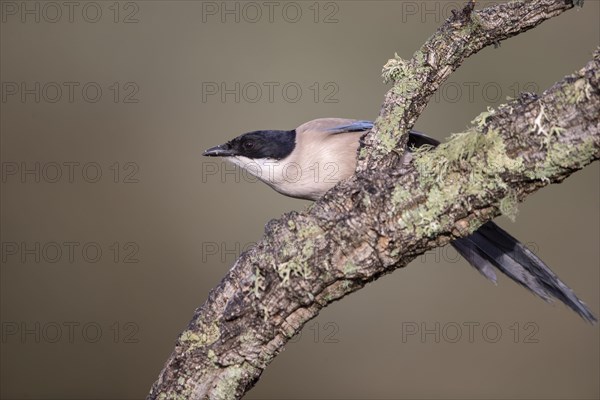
[148,1,597,399]
[359,0,582,171]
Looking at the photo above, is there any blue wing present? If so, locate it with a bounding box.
[327,120,440,148]
[326,120,374,134]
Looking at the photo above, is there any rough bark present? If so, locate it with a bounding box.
[148,1,598,399]
[360,0,586,170]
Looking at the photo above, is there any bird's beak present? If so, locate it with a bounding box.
[203,142,236,157]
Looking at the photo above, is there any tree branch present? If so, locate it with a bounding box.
[148,1,597,399]
[360,0,581,170]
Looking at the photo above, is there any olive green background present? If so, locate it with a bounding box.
[1,1,599,399]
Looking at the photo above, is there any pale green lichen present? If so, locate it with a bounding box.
[274,222,322,284]
[362,193,372,208]
[341,280,353,291]
[343,261,358,275]
[375,49,431,155]
[207,349,218,364]
[408,123,525,235]
[526,136,597,182]
[531,104,550,140]
[562,76,593,105]
[499,190,519,222]
[180,331,201,342]
[472,107,496,131]
[276,259,312,284]
[382,52,411,84]
[405,94,596,237]
[416,183,461,236]
[413,49,425,65]
[211,365,252,400]
[302,240,315,258]
[180,323,220,350]
[413,127,523,189]
[157,392,190,400]
[374,114,405,153]
[391,185,411,206]
[549,125,566,136]
[528,95,594,175]
[399,208,418,231]
[252,267,266,298]
[399,195,453,238]
[297,224,322,239]
[467,215,483,233]
[359,146,369,158]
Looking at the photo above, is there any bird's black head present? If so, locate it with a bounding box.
[203,129,296,160]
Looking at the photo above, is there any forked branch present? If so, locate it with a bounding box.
[148,1,597,399]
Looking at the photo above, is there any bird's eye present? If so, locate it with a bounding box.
[244,141,255,150]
